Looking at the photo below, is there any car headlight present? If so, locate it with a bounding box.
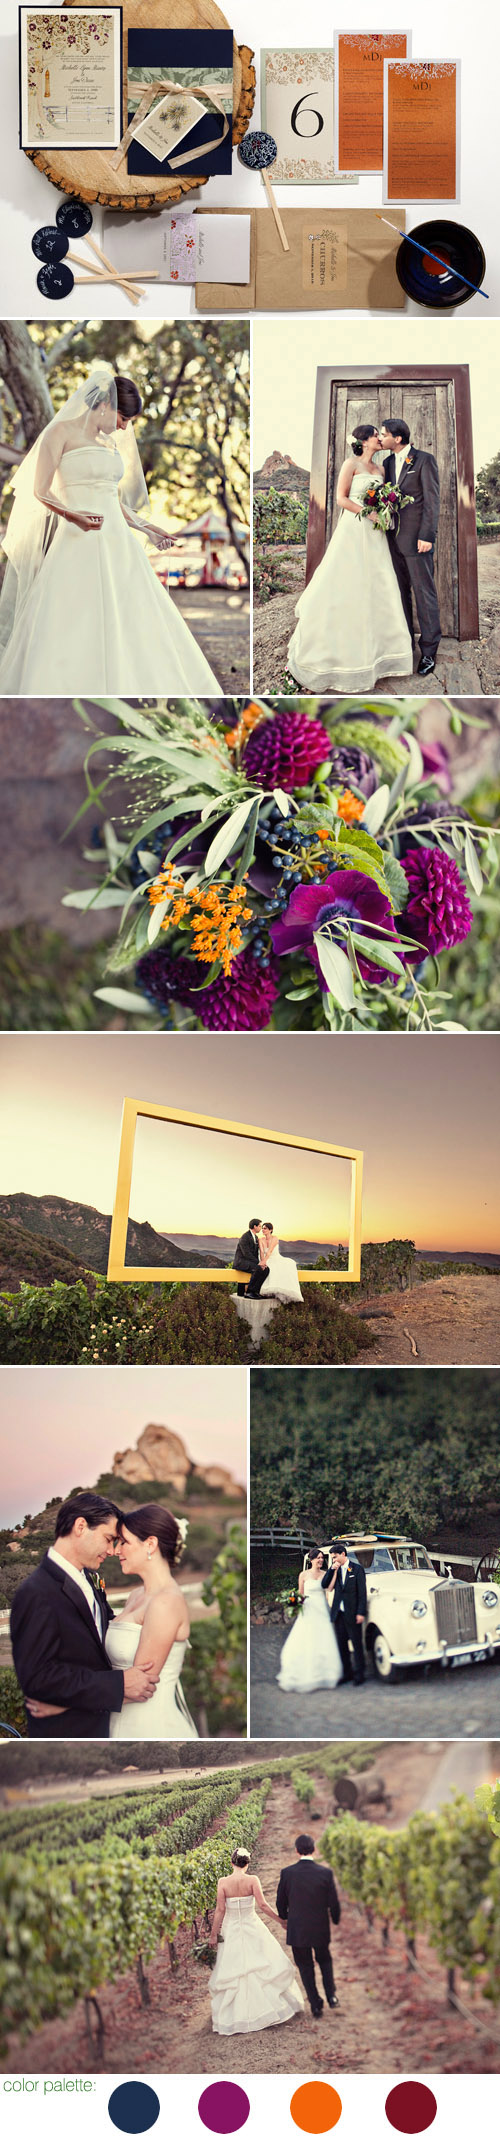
[480,1590,499,1610]
[410,1600,428,1618]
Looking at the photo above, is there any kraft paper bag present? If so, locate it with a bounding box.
[196,206,407,311]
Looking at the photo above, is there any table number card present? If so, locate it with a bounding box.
[383,58,460,203]
[335,30,411,174]
[261,48,355,184]
[19,6,122,150]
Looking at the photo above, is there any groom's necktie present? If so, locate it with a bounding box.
[82,1576,103,1636]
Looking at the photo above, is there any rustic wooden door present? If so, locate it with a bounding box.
[306,365,478,641]
[325,378,457,635]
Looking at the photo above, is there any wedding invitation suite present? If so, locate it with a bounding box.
[126,29,233,178]
[383,58,460,202]
[261,48,355,184]
[335,30,411,173]
[19,6,122,150]
[104,209,251,285]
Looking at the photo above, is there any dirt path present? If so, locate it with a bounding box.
[253,544,500,695]
[348,1273,500,1364]
[7,1760,499,2076]
[172,587,250,693]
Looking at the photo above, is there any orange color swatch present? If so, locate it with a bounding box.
[337,31,408,171]
[290,2084,343,2135]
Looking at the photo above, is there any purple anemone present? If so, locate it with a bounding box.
[270,869,400,986]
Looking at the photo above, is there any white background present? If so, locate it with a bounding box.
[0,0,498,318]
[2,2075,500,2130]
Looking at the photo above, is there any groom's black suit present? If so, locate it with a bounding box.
[10,1553,125,1738]
[233,1227,269,1299]
[322,1558,367,1684]
[383,446,441,661]
[276,1857,341,2014]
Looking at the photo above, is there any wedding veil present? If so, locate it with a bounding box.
[0,361,150,652]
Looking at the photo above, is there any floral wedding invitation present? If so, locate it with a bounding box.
[335,30,411,173]
[383,58,460,202]
[19,7,122,150]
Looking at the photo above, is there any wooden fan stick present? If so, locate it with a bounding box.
[260,168,289,252]
[84,233,158,296]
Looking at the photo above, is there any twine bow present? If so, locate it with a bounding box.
[110,77,229,171]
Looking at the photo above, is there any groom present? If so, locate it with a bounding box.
[10,1491,158,1738]
[277,1834,341,2019]
[322,1542,367,1686]
[233,1216,270,1299]
[379,417,441,677]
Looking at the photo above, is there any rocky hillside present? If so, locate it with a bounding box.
[0,1212,91,1293]
[253,449,310,498]
[111,1422,245,1498]
[0,1195,225,1277]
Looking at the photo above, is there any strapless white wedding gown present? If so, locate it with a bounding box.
[0,444,223,695]
[288,469,413,691]
[210,1896,305,2034]
[278,1572,342,1693]
[105,1616,198,1739]
[264,1244,303,1302]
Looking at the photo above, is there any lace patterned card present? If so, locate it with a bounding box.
[261,48,357,184]
[383,59,460,203]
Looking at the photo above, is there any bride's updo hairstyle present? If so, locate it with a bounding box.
[231,1847,251,1868]
[118,1504,184,1564]
[114,374,143,420]
[351,423,378,457]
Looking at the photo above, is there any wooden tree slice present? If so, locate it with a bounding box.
[25,0,255,211]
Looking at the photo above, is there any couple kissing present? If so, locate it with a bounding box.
[234,1216,303,1303]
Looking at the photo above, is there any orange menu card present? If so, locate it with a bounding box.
[383,59,460,202]
[335,30,410,173]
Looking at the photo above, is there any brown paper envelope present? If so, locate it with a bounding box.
[196,205,406,311]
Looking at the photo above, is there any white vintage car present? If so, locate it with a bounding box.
[304,1531,500,1682]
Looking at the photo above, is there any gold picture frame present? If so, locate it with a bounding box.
[107,1098,364,1284]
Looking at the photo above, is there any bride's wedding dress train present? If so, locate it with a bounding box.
[278,1574,342,1693]
[210,1897,305,2034]
[288,469,413,692]
[264,1244,304,1303]
[0,445,223,695]
[105,1616,198,1740]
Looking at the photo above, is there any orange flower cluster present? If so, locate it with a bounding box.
[147,862,252,976]
[224,700,266,753]
[334,788,365,824]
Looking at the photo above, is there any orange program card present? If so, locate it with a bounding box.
[336,30,410,173]
[383,59,460,202]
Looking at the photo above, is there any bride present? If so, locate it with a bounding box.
[278,1550,342,1694]
[260,1221,304,1304]
[105,1505,198,1740]
[288,422,413,692]
[209,1844,305,2034]
[0,362,223,696]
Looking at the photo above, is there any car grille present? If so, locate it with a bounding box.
[434,1582,477,1647]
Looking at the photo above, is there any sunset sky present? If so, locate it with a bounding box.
[0,1365,247,1527]
[0,1034,498,1254]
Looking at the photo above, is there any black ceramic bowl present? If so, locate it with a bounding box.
[396,219,486,308]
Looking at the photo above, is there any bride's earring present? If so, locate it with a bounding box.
[147,1545,153,1559]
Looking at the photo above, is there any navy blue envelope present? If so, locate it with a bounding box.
[127,30,233,178]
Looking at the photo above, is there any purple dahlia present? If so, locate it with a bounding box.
[327,743,378,798]
[401,847,473,959]
[243,710,331,791]
[270,869,400,986]
[136,947,279,1031]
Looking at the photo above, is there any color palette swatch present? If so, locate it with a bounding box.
[198,2083,250,2134]
[110,2078,439,2137]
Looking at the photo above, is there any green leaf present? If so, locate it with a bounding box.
[235,797,261,885]
[382,853,410,912]
[285,983,318,1001]
[204,797,257,876]
[361,785,390,836]
[313,933,354,1009]
[401,730,424,786]
[94,989,156,1013]
[147,898,170,945]
[353,934,406,977]
[61,888,129,911]
[464,830,483,896]
[273,789,290,816]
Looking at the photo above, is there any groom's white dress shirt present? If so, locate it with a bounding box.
[393,445,410,483]
[48,1545,103,1636]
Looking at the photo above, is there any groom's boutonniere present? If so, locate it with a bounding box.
[87,1569,107,1596]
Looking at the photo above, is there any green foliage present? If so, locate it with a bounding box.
[200,1525,247,1730]
[0,927,111,1033]
[475,451,500,521]
[292,1769,315,1809]
[322,1797,497,1995]
[0,1671,25,1737]
[254,487,308,546]
[257,1288,374,1366]
[0,1279,92,1363]
[477,520,500,543]
[253,547,294,605]
[250,1366,500,1533]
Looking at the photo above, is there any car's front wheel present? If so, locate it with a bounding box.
[371,1630,396,1683]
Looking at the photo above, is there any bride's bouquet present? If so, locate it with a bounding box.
[358,481,414,534]
[65,695,499,1034]
[274,1587,304,1619]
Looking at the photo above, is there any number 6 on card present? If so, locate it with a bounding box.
[261,47,356,184]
